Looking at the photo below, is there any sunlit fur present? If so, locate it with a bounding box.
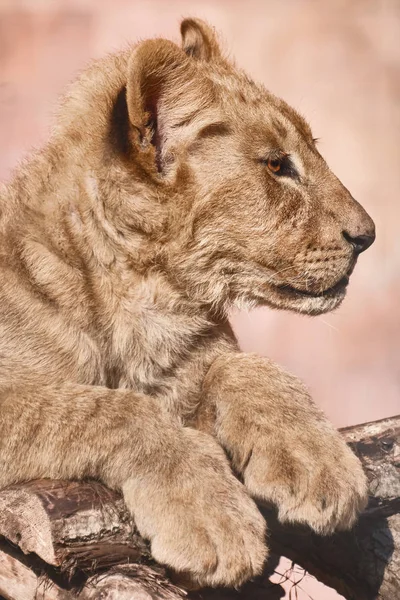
[0,19,374,589]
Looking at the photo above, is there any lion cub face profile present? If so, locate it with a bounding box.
[124,19,375,315]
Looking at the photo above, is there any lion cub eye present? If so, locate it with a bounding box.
[267,157,281,173]
[261,152,299,180]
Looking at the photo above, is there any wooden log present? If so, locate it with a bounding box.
[0,547,186,600]
[81,565,187,599]
[0,480,185,599]
[0,548,70,600]
[0,415,398,599]
[0,479,149,576]
[266,415,400,600]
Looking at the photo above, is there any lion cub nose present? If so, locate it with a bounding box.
[342,230,376,254]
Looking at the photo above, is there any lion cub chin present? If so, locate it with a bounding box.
[0,17,373,589]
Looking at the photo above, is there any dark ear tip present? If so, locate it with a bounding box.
[180,18,208,36]
[180,18,221,62]
[180,18,192,36]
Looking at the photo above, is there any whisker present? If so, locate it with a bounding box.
[319,318,340,333]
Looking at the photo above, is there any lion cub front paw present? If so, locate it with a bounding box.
[123,429,267,588]
[243,427,368,534]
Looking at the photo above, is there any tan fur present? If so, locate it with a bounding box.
[0,19,374,588]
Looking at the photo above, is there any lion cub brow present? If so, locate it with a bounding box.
[197,122,232,139]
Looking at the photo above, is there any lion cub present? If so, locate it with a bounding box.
[0,19,374,588]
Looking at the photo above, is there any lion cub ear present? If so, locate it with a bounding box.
[126,39,194,168]
[181,18,223,62]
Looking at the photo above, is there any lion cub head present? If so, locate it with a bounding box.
[104,19,375,315]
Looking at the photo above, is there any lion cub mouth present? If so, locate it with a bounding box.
[277,275,349,299]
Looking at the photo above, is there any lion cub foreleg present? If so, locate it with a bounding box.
[202,353,368,534]
[0,376,266,588]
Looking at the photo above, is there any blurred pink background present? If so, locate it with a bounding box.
[1,1,399,598]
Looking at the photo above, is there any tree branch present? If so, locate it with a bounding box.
[266,415,400,600]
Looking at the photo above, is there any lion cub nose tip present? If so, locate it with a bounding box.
[342,230,376,254]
